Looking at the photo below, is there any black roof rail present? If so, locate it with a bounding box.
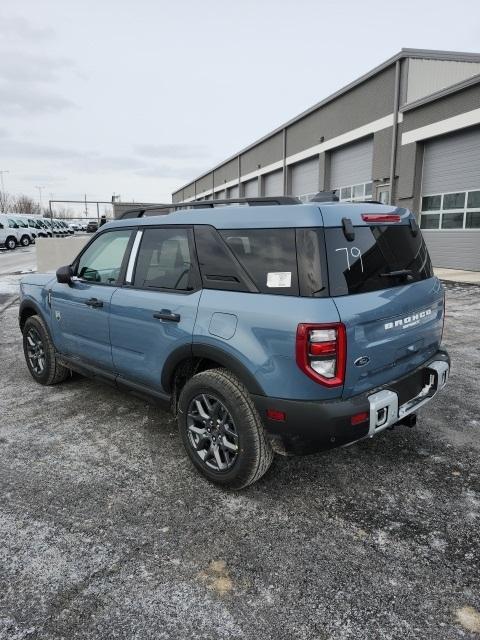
[119,196,301,219]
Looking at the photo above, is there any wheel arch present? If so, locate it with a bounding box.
[162,343,266,399]
[19,299,50,334]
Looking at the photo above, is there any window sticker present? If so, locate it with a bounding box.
[267,272,291,288]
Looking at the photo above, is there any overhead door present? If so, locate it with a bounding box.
[243,178,258,198]
[422,127,480,194]
[420,127,480,271]
[330,137,373,189]
[291,157,319,198]
[228,185,239,199]
[263,170,283,196]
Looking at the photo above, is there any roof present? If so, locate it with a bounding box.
[172,48,480,196]
[102,202,406,231]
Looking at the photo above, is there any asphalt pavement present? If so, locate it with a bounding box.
[0,281,479,639]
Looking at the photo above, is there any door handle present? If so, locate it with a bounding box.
[85,297,104,308]
[153,309,181,322]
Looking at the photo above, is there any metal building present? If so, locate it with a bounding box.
[172,49,480,271]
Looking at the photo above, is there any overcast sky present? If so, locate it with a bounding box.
[1,0,479,209]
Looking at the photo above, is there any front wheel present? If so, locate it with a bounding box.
[23,315,70,385]
[178,368,274,489]
[20,235,30,247]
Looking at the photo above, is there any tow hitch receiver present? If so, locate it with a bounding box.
[366,360,449,438]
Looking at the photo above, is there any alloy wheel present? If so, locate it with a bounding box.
[26,327,46,375]
[186,393,239,471]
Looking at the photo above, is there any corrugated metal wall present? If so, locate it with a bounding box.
[330,137,373,188]
[422,231,480,270]
[407,59,480,104]
[262,170,283,196]
[422,127,480,193]
[290,157,319,196]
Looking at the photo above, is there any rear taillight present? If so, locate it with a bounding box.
[361,214,401,223]
[296,323,346,387]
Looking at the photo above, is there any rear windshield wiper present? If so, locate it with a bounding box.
[380,269,413,278]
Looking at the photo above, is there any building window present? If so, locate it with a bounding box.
[336,182,373,202]
[420,191,480,230]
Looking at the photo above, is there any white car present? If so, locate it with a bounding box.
[0,213,22,249]
[11,216,35,246]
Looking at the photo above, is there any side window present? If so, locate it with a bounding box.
[76,230,132,284]
[219,228,299,296]
[133,228,195,291]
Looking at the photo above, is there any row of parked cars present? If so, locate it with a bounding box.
[0,214,98,250]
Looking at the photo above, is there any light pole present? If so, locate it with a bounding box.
[0,170,9,192]
[35,186,45,208]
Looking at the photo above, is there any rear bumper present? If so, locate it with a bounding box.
[252,350,450,455]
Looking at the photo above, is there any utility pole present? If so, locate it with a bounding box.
[0,170,9,192]
[35,186,45,208]
[84,193,88,218]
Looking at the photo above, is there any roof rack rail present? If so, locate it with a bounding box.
[308,191,339,202]
[119,196,301,219]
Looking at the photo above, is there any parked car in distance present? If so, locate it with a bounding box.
[86,220,98,233]
[10,216,34,246]
[19,197,450,489]
[69,223,80,232]
[0,214,21,249]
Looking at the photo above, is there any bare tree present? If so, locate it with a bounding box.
[0,190,11,213]
[12,195,41,215]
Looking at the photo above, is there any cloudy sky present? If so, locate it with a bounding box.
[1,0,479,208]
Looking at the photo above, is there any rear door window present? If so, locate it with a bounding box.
[219,228,299,296]
[133,227,196,291]
[325,225,433,296]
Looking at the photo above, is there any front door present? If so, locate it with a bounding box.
[109,226,201,391]
[50,228,133,370]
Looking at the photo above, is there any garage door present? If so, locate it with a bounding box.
[243,178,258,198]
[330,137,373,190]
[420,127,480,270]
[422,127,480,194]
[215,190,226,200]
[228,185,239,199]
[263,170,283,196]
[291,157,319,198]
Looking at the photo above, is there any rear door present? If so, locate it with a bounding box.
[109,226,202,392]
[322,210,444,398]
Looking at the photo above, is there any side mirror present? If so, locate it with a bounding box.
[56,265,73,285]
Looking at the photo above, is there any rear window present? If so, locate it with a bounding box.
[325,225,433,296]
[219,229,299,296]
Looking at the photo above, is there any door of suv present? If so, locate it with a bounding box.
[109,226,202,392]
[50,229,133,370]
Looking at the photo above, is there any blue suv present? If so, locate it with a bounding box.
[19,197,450,489]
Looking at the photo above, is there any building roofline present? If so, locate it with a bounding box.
[172,48,480,196]
[401,72,480,113]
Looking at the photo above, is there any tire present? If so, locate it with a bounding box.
[20,235,30,247]
[178,368,274,489]
[6,236,16,250]
[23,315,70,385]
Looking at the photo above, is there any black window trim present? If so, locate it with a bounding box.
[122,224,202,295]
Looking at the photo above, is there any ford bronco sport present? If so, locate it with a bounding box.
[19,196,450,489]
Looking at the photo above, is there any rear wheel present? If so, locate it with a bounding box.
[178,368,274,489]
[23,315,69,385]
[20,235,30,247]
[6,236,16,250]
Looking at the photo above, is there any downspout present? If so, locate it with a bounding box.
[282,127,287,195]
[389,59,401,205]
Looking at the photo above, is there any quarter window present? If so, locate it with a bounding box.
[76,230,132,284]
[220,228,299,296]
[133,228,194,290]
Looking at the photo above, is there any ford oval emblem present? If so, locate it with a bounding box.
[354,356,370,367]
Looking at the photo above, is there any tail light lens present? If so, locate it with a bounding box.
[296,323,346,387]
